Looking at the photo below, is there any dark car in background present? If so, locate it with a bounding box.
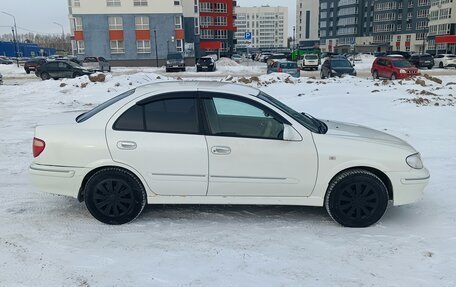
[24,57,47,74]
[36,61,94,80]
[166,53,185,72]
[386,51,412,60]
[0,57,13,65]
[82,56,111,72]
[371,57,420,80]
[409,54,434,69]
[320,56,357,78]
[196,56,216,72]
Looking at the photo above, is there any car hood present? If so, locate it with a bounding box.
[323,120,412,148]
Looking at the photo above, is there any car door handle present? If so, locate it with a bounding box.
[117,141,137,150]
[211,146,231,155]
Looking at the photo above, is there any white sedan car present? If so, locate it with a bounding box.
[433,54,456,69]
[30,81,430,227]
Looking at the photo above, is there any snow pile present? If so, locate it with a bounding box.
[216,57,240,66]
[223,73,301,86]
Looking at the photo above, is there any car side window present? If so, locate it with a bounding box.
[203,96,284,140]
[114,94,199,135]
[99,57,107,62]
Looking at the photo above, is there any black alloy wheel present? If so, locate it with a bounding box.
[325,169,389,227]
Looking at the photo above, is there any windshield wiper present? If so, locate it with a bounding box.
[301,112,327,134]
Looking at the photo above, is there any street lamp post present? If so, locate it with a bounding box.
[153,29,159,67]
[53,22,65,54]
[2,11,19,67]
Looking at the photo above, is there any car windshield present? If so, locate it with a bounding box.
[76,89,136,123]
[280,62,297,69]
[305,55,318,60]
[167,53,183,60]
[331,60,352,68]
[257,92,326,134]
[199,57,213,64]
[392,60,413,68]
[66,61,83,68]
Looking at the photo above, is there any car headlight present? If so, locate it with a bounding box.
[406,153,423,169]
[400,69,407,74]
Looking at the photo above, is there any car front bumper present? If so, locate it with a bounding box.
[29,163,87,198]
[385,167,430,206]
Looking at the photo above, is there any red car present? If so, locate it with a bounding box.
[24,58,47,74]
[371,57,420,80]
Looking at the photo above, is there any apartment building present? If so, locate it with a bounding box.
[234,6,288,48]
[295,0,319,48]
[427,0,456,54]
[199,0,237,56]
[68,0,185,65]
[319,0,376,52]
[372,0,431,53]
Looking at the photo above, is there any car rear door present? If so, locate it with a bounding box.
[201,91,318,197]
[106,91,209,196]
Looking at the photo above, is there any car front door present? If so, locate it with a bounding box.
[106,91,209,196]
[201,92,318,197]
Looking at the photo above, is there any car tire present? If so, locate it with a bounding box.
[52,77,59,80]
[428,66,432,70]
[372,70,379,79]
[320,70,326,79]
[40,72,50,81]
[84,168,147,225]
[439,62,444,68]
[108,66,111,72]
[390,73,397,80]
[25,69,30,74]
[325,169,389,227]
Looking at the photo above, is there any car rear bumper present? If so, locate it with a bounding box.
[29,163,87,198]
[386,167,430,206]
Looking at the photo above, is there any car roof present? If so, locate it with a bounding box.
[135,81,261,96]
[377,57,405,61]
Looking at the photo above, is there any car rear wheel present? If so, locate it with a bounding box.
[325,169,389,227]
[25,69,30,74]
[372,70,379,79]
[390,73,397,80]
[84,168,147,225]
[40,72,50,80]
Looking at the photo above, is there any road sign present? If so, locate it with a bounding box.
[244,32,252,40]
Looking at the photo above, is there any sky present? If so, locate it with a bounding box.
[0,0,296,36]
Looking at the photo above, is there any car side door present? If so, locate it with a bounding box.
[105,91,209,196]
[201,91,318,197]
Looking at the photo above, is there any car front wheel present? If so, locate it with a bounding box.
[390,73,397,80]
[84,168,147,225]
[439,62,444,68]
[325,169,389,227]
[320,70,326,79]
[40,72,50,80]
[372,70,379,79]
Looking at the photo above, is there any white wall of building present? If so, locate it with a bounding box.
[70,0,183,14]
[295,0,319,43]
[234,6,288,48]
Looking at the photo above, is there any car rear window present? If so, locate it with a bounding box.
[84,57,98,62]
[199,58,212,64]
[76,89,136,123]
[280,62,297,69]
[305,55,318,60]
[331,60,352,67]
[167,53,183,60]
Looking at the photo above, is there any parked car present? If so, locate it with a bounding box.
[0,72,3,85]
[0,57,13,65]
[231,54,242,63]
[374,52,387,57]
[371,57,420,80]
[386,51,411,60]
[266,54,287,66]
[35,60,94,80]
[320,56,357,78]
[24,57,47,74]
[433,54,456,69]
[298,54,319,71]
[82,56,111,72]
[409,54,434,69]
[259,52,273,62]
[196,56,216,72]
[165,53,185,72]
[30,81,429,227]
[267,60,300,77]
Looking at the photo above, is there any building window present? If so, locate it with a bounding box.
[74,17,83,31]
[200,29,214,39]
[133,0,147,6]
[214,29,227,39]
[176,39,183,52]
[135,16,149,30]
[76,40,84,54]
[194,17,199,35]
[174,1,180,5]
[406,35,411,42]
[109,16,123,30]
[200,16,212,26]
[214,3,226,12]
[200,2,211,12]
[110,40,125,53]
[214,16,227,26]
[194,0,198,13]
[137,40,151,53]
[73,0,80,7]
[175,16,182,29]
[107,0,121,7]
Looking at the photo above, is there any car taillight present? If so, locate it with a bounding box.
[278,68,283,72]
[33,137,45,157]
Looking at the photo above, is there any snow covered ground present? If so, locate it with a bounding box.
[0,62,455,286]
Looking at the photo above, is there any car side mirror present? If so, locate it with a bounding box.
[283,124,302,141]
